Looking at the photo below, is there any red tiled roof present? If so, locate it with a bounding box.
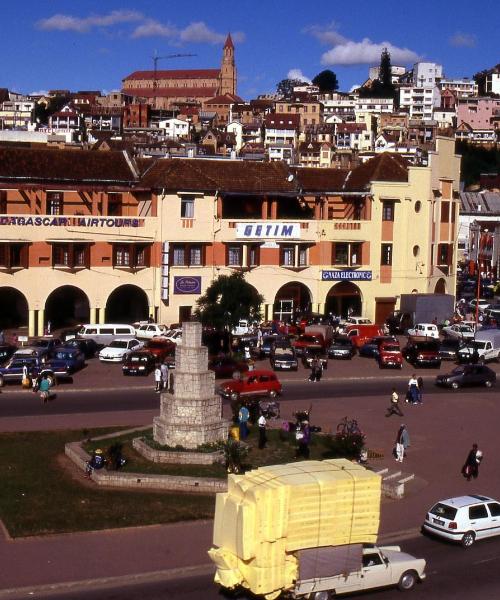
[0,147,138,185]
[122,87,217,99]
[140,158,297,194]
[224,33,234,49]
[337,123,366,134]
[123,69,220,81]
[264,114,300,129]
[204,94,243,104]
[344,153,409,191]
[294,167,348,192]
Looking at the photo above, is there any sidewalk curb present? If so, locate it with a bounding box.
[0,528,422,598]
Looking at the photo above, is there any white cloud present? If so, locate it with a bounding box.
[303,22,347,46]
[29,90,48,97]
[449,31,476,48]
[321,38,420,66]
[179,22,225,44]
[287,69,311,83]
[131,19,178,39]
[37,10,143,33]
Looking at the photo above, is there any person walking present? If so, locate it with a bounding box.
[160,361,169,391]
[417,376,424,404]
[309,356,322,382]
[407,374,419,404]
[386,388,404,417]
[38,373,51,404]
[394,424,410,462]
[154,364,162,393]
[462,443,483,481]
[258,412,267,450]
[238,404,250,440]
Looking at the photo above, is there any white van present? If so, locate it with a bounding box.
[407,323,439,339]
[77,324,136,347]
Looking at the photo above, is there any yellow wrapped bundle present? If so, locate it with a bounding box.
[209,459,381,599]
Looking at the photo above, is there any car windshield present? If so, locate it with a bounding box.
[300,336,319,343]
[416,342,439,351]
[130,355,147,363]
[32,340,49,348]
[470,341,486,350]
[148,340,167,348]
[334,338,350,347]
[429,503,457,520]
[383,345,400,352]
[109,341,128,349]
[277,353,294,360]
[451,367,465,375]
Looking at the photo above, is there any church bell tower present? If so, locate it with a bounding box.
[219,33,236,96]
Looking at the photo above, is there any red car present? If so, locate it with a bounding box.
[217,370,282,401]
[209,356,249,379]
[378,340,403,369]
[146,337,175,361]
[292,333,325,356]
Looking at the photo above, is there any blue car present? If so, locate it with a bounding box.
[358,336,397,358]
[48,347,86,374]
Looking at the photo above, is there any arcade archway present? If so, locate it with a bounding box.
[106,285,149,323]
[0,287,28,329]
[325,282,362,318]
[273,282,312,321]
[434,278,447,294]
[45,286,90,328]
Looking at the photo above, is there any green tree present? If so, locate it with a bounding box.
[312,70,339,92]
[276,78,305,99]
[379,47,393,89]
[195,272,264,330]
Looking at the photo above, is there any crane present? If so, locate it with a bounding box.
[151,53,197,119]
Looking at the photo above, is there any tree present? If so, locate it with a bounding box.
[359,48,397,101]
[379,48,393,89]
[276,78,306,99]
[195,272,264,331]
[312,70,339,92]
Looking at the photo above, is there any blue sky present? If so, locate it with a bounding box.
[3,0,499,98]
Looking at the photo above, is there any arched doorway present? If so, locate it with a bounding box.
[0,287,28,329]
[106,285,149,323]
[325,282,362,318]
[434,278,447,294]
[45,286,90,328]
[274,282,312,322]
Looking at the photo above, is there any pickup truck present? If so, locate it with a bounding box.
[0,355,71,387]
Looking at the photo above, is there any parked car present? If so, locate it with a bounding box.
[378,340,403,369]
[442,323,475,340]
[0,356,67,387]
[293,333,325,356]
[122,350,156,375]
[98,338,144,362]
[146,337,176,361]
[407,323,439,339]
[343,324,385,348]
[163,328,183,344]
[469,299,491,313]
[135,323,168,340]
[62,338,98,359]
[327,337,356,360]
[438,338,462,361]
[423,495,500,547]
[252,335,279,359]
[19,337,62,358]
[403,340,441,368]
[0,344,16,365]
[359,336,397,358]
[48,347,86,374]
[270,346,298,371]
[209,356,248,379]
[435,365,496,389]
[78,324,136,347]
[457,329,500,363]
[217,370,282,402]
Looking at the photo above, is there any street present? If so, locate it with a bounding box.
[19,535,500,600]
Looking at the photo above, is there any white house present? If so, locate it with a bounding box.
[399,86,441,120]
[226,121,243,151]
[158,118,189,140]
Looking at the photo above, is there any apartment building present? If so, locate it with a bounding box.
[400,85,441,120]
[0,137,460,333]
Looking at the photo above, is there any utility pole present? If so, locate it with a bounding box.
[152,53,196,122]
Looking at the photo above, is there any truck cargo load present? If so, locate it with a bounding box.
[304,324,334,346]
[386,293,455,334]
[209,459,381,599]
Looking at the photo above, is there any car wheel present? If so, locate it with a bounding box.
[451,381,459,390]
[230,392,239,402]
[313,591,332,600]
[461,531,476,548]
[485,380,493,388]
[398,570,417,591]
[269,390,278,399]
[478,357,485,365]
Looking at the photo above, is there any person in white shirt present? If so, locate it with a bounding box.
[258,412,267,449]
[154,365,162,393]
[407,374,418,404]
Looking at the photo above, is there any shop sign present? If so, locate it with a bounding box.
[322,270,372,281]
[236,222,301,239]
[0,216,144,228]
[173,276,201,294]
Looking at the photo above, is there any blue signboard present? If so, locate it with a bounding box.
[173,276,202,294]
[322,270,372,281]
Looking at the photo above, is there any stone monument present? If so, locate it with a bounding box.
[153,321,228,449]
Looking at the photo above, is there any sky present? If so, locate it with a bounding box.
[3,0,499,99]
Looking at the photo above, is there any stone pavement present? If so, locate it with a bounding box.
[2,384,500,596]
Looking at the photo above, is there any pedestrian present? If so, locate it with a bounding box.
[462,443,483,481]
[46,320,51,335]
[417,376,424,404]
[394,424,410,462]
[295,420,311,459]
[0,330,4,344]
[407,374,418,404]
[238,404,250,440]
[160,361,169,390]
[154,364,162,393]
[244,345,251,361]
[258,412,267,449]
[386,387,404,417]
[38,373,51,404]
[309,356,322,382]
[85,448,106,478]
